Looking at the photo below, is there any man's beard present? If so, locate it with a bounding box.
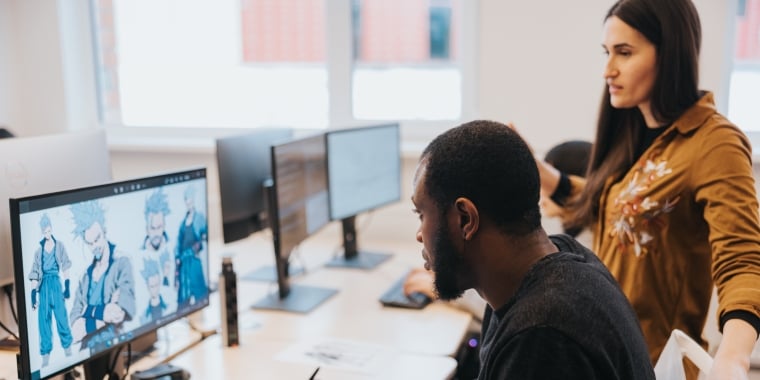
[432,222,467,301]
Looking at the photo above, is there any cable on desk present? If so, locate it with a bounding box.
[0,319,18,341]
[3,284,18,324]
[158,319,217,365]
[124,342,132,378]
[107,344,125,380]
[186,318,218,340]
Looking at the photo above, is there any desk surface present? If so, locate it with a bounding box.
[135,334,457,380]
[207,231,473,357]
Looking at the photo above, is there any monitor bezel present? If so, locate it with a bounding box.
[10,167,210,380]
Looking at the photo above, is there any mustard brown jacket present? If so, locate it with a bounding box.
[569,92,760,363]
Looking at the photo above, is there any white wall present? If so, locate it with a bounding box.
[0,1,13,128]
[477,0,736,154]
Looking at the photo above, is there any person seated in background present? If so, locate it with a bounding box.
[540,140,592,238]
[411,120,654,379]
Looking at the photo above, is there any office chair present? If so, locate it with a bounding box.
[0,128,14,139]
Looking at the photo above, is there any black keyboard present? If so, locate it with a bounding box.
[379,271,433,309]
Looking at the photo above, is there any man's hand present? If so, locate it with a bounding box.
[63,279,70,299]
[403,267,438,300]
[31,289,38,310]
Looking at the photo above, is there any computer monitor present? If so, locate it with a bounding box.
[215,128,300,281]
[216,128,293,243]
[0,130,112,288]
[10,168,210,380]
[250,134,337,313]
[324,124,401,269]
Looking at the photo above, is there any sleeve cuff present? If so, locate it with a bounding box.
[550,172,572,206]
[720,310,760,338]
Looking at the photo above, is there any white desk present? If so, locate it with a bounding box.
[0,351,15,380]
[208,231,473,357]
[134,334,457,380]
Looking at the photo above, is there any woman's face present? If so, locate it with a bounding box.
[602,16,658,119]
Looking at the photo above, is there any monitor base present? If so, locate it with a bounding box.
[325,250,392,270]
[250,285,337,313]
[240,265,304,282]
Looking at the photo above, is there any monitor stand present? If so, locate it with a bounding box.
[250,284,337,314]
[325,216,392,269]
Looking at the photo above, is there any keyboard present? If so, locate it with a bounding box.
[379,271,433,309]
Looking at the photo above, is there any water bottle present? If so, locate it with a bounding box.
[219,256,239,347]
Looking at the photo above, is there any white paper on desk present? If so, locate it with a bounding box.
[275,338,396,374]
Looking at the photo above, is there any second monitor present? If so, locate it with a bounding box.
[325,123,401,269]
[250,133,337,313]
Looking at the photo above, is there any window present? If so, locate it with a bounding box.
[351,0,461,120]
[729,0,760,133]
[91,0,474,130]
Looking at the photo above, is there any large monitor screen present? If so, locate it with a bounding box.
[323,124,401,269]
[326,123,401,220]
[10,168,210,380]
[0,130,112,287]
[216,128,293,243]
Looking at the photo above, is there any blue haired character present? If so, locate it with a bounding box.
[140,259,167,324]
[175,185,208,307]
[133,188,177,318]
[68,200,135,348]
[142,189,172,285]
[28,214,73,366]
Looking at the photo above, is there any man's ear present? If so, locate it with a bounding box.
[454,197,478,241]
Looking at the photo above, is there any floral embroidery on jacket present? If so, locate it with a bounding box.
[609,159,679,256]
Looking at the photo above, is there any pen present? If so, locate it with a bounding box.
[308,366,320,380]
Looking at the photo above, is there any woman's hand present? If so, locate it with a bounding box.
[506,121,562,196]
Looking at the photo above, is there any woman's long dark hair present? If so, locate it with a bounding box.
[567,0,702,229]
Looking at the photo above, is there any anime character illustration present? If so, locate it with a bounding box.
[142,189,173,285]
[175,185,208,308]
[139,258,166,324]
[28,214,73,367]
[138,188,177,314]
[68,200,136,350]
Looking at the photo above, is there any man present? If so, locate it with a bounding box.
[411,120,654,379]
[28,214,72,366]
[69,200,135,349]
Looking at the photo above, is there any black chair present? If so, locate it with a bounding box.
[0,128,14,139]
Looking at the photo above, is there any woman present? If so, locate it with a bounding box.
[530,0,760,378]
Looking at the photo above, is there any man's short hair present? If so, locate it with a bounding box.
[421,120,541,235]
